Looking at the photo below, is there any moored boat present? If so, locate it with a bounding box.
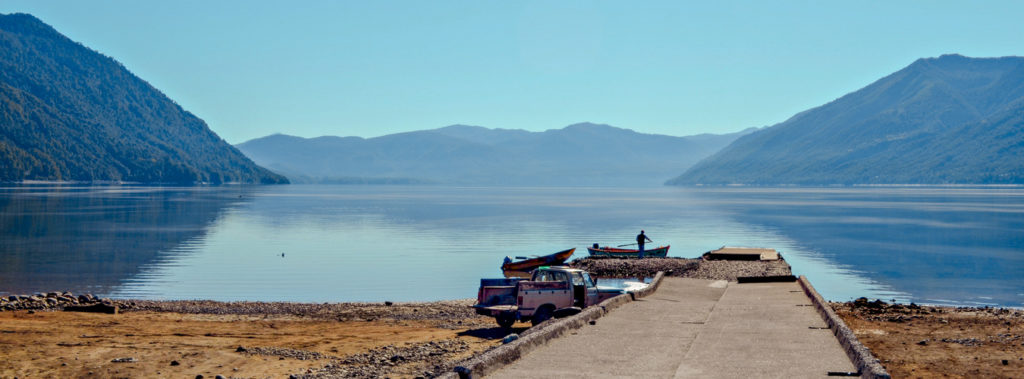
[501,248,576,277]
[586,245,669,258]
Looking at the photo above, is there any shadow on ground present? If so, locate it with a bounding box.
[458,326,529,339]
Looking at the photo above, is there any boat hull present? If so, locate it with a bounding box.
[587,245,669,258]
[501,248,576,274]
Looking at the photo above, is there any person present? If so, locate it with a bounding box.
[636,230,652,258]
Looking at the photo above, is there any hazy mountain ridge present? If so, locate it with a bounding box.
[669,54,1024,185]
[0,13,287,184]
[237,123,753,186]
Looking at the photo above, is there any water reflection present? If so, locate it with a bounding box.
[0,185,250,295]
[104,185,904,303]
[2,185,1019,307]
[686,187,1024,307]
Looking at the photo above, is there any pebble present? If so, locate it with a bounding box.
[240,346,333,361]
[291,339,471,378]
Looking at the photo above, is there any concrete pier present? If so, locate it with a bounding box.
[485,278,857,378]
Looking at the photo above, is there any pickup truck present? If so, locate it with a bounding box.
[473,266,625,328]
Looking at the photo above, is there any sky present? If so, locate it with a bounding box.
[2,1,1023,144]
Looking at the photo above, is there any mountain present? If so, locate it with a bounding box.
[0,13,287,184]
[236,123,753,186]
[669,54,1024,185]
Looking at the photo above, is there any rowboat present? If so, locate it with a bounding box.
[501,248,576,276]
[586,245,670,258]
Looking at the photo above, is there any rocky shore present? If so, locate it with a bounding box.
[833,298,1024,377]
[1,291,119,312]
[5,258,1019,378]
[129,298,484,326]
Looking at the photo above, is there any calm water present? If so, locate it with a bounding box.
[1,185,1021,307]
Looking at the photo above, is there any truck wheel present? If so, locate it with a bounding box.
[496,312,516,329]
[531,306,553,326]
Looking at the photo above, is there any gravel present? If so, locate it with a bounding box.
[238,346,336,361]
[125,299,483,325]
[289,339,471,379]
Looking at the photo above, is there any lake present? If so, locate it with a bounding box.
[1,185,1021,307]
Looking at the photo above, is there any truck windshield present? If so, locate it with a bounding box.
[582,272,595,287]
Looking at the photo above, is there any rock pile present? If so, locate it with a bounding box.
[676,259,792,281]
[570,257,699,278]
[1,292,122,312]
[837,297,1024,324]
[569,257,792,281]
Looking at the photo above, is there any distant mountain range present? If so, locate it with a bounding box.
[670,54,1024,185]
[0,13,286,184]
[237,124,753,186]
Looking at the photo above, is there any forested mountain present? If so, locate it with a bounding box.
[0,13,287,184]
[669,54,1024,185]
[237,123,752,186]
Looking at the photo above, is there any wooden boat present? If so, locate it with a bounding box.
[587,245,670,258]
[501,248,576,274]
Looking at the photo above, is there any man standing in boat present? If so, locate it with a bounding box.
[636,230,652,258]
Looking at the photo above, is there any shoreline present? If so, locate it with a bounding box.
[3,258,1021,378]
[834,298,1024,377]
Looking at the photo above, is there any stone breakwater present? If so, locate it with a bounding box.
[1,291,123,311]
[569,256,792,281]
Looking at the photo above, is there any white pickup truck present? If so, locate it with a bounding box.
[473,266,625,328]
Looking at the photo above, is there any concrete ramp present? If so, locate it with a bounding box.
[486,278,856,378]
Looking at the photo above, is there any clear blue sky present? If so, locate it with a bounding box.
[2,1,1023,143]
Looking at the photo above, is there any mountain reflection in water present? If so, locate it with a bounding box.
[0,185,250,296]
[1,185,1020,307]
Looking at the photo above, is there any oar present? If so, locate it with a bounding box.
[616,243,638,247]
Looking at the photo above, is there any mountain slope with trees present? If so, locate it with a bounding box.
[237,123,752,186]
[669,54,1024,185]
[0,13,287,184]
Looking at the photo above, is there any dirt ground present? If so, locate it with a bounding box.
[0,309,516,378]
[833,299,1024,379]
